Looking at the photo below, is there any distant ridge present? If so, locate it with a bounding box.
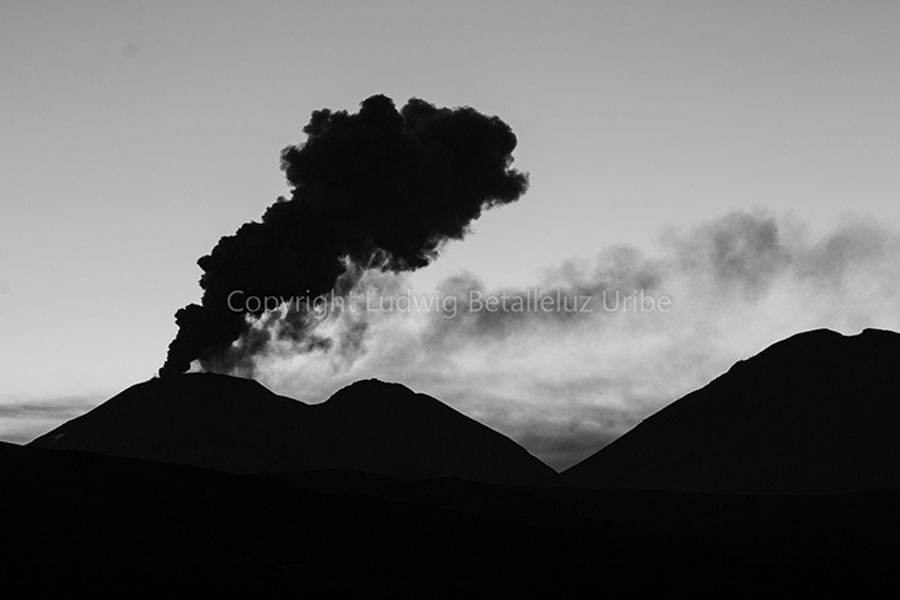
[29,328,900,492]
[563,328,900,493]
[30,374,555,486]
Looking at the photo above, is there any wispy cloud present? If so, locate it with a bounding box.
[0,395,102,444]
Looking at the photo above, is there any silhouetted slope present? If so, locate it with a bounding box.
[30,374,311,472]
[0,440,282,589]
[4,440,900,594]
[29,374,553,485]
[305,379,556,483]
[563,328,900,493]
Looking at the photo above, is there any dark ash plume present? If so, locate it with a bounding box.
[159,95,528,376]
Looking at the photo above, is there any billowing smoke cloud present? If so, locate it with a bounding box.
[243,210,900,470]
[160,95,528,376]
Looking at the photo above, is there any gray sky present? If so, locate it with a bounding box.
[2,1,900,467]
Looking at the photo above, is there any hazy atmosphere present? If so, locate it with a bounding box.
[3,1,900,469]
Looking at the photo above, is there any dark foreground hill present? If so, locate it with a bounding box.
[563,328,900,493]
[29,374,554,485]
[10,328,900,592]
[3,441,899,594]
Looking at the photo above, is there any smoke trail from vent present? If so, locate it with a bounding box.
[159,95,528,376]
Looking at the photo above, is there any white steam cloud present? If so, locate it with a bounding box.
[233,210,900,470]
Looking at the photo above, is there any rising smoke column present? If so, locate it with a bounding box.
[159,95,529,376]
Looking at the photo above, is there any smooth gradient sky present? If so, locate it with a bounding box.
[3,1,900,466]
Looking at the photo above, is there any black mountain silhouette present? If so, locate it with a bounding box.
[563,328,900,493]
[10,438,899,593]
[11,330,900,592]
[29,374,554,485]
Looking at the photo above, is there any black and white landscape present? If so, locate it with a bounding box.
[2,328,898,594]
[3,2,900,596]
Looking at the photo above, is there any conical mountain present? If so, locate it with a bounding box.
[563,329,900,493]
[30,374,554,485]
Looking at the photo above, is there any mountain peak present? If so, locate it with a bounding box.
[326,378,416,400]
[30,374,554,485]
[322,379,447,418]
[564,327,900,493]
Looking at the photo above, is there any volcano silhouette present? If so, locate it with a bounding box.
[14,330,900,593]
[30,375,554,486]
[563,328,900,493]
[27,328,900,493]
